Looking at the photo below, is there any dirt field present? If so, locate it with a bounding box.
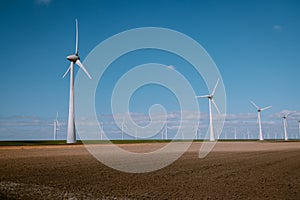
[0,142,300,199]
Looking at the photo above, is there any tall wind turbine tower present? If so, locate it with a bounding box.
[121,118,125,140]
[196,79,220,141]
[100,121,104,140]
[164,123,168,140]
[63,19,92,144]
[53,112,60,141]
[282,113,290,141]
[234,127,237,140]
[250,101,271,141]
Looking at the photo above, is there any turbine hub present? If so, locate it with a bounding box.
[67,54,79,62]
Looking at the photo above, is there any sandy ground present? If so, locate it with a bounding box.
[0,142,300,199]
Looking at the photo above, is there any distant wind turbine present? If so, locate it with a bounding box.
[250,100,272,141]
[63,19,92,144]
[282,113,292,141]
[196,79,220,141]
[135,128,138,140]
[234,127,237,140]
[53,112,60,141]
[121,118,125,140]
[161,122,169,140]
[247,129,250,140]
[164,123,168,140]
[99,121,104,140]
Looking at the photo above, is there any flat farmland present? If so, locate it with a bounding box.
[1,142,300,199]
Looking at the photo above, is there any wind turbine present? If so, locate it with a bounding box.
[196,127,199,140]
[99,121,104,140]
[121,118,125,140]
[234,127,237,140]
[196,79,220,141]
[250,100,271,141]
[135,128,138,140]
[247,129,250,140]
[53,112,60,141]
[164,123,168,140]
[63,19,92,144]
[282,113,291,141]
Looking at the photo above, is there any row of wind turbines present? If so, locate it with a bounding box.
[196,79,299,142]
[59,19,299,143]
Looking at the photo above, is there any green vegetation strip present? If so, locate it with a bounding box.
[0,139,298,146]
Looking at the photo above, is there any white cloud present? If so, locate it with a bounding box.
[273,25,282,31]
[166,65,176,70]
[35,0,52,5]
[2,110,300,140]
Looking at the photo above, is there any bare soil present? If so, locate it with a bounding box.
[0,142,300,199]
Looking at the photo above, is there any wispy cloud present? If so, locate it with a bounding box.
[273,24,283,32]
[1,110,300,140]
[166,65,176,70]
[35,0,52,6]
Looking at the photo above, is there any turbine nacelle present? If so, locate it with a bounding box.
[67,54,79,62]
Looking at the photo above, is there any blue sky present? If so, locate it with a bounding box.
[0,0,300,140]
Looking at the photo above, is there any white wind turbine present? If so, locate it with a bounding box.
[53,112,60,141]
[165,123,169,140]
[121,118,125,140]
[234,127,237,140]
[247,129,250,140]
[63,19,92,144]
[250,100,272,141]
[99,121,104,140]
[164,122,170,140]
[135,128,138,140]
[282,113,292,141]
[196,79,220,141]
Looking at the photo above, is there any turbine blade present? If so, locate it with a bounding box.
[75,60,92,79]
[286,111,295,117]
[62,62,73,78]
[195,95,210,98]
[75,18,78,55]
[56,120,60,127]
[211,78,219,96]
[250,100,259,110]
[211,99,220,114]
[261,106,272,111]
